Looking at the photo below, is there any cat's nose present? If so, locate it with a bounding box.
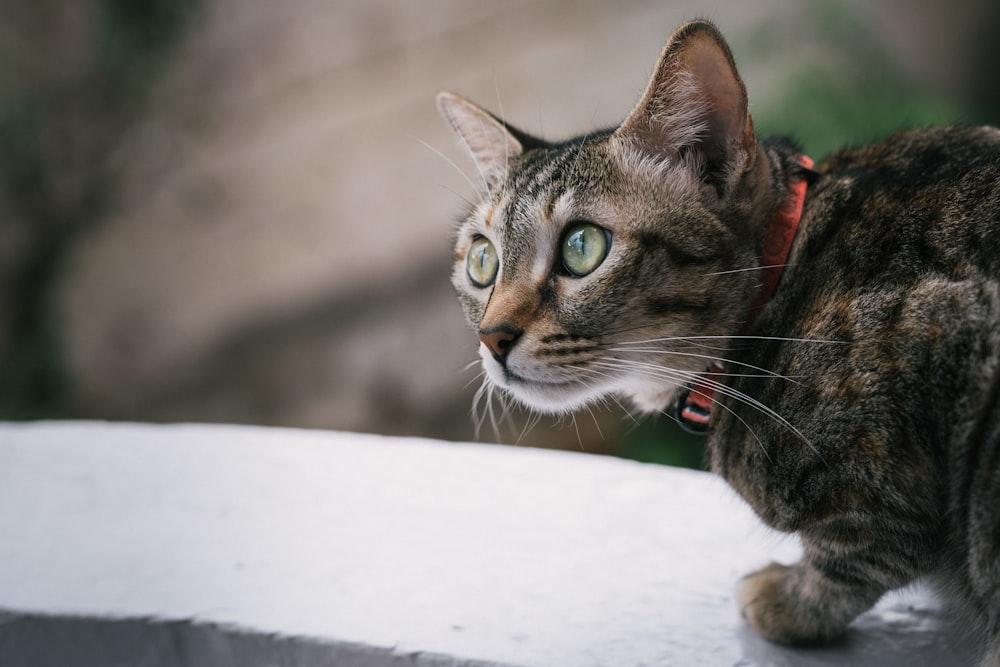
[479,326,521,364]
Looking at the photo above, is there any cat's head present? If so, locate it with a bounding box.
[438,21,769,415]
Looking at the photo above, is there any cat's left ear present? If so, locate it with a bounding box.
[436,91,527,189]
[614,20,756,185]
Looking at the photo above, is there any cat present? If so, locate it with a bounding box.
[436,18,1000,664]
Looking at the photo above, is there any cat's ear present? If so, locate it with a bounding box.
[436,91,527,188]
[614,20,755,184]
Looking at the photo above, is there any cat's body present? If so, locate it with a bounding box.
[719,126,1000,651]
[438,20,1000,663]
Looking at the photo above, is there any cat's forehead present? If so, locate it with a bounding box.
[484,137,615,227]
[508,133,615,197]
[471,137,696,235]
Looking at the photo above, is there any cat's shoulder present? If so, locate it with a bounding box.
[818,125,1000,177]
[795,125,1000,281]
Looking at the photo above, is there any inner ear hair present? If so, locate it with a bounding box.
[614,20,755,181]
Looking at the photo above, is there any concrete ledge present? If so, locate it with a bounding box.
[0,421,979,665]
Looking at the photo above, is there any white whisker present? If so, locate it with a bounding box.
[568,131,592,184]
[570,413,584,450]
[613,334,846,346]
[516,409,544,445]
[438,183,477,209]
[412,135,482,195]
[470,377,489,439]
[712,399,772,463]
[606,346,802,385]
[590,357,816,455]
[486,383,503,443]
[585,404,604,443]
[463,368,487,391]
[492,69,511,179]
[702,264,787,276]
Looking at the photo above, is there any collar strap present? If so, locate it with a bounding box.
[677,154,814,434]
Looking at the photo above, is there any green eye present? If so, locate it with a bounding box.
[561,223,610,277]
[466,236,499,287]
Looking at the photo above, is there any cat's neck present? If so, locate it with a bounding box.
[749,150,814,316]
[678,144,813,433]
[746,138,814,238]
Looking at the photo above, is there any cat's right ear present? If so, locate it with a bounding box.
[613,20,755,186]
[436,91,524,189]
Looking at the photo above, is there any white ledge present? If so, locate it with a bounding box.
[0,421,979,665]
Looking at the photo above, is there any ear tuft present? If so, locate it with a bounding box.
[436,92,525,189]
[614,20,755,184]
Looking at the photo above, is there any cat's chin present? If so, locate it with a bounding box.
[484,362,681,416]
[487,369,606,415]
[503,380,600,415]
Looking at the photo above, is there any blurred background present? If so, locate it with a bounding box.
[1,0,998,467]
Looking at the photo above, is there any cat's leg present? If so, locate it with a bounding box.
[737,525,925,645]
[737,562,882,645]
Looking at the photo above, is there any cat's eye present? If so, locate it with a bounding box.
[561,222,610,277]
[466,236,499,287]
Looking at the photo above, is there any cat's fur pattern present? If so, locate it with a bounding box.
[438,20,1000,662]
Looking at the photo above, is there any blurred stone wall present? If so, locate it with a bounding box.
[1,0,997,454]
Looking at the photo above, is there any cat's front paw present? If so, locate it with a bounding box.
[737,562,845,645]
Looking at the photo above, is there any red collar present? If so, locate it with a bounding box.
[677,154,814,433]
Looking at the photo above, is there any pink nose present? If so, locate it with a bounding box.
[479,327,521,363]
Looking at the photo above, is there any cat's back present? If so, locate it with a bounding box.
[723,125,1000,535]
[808,126,1000,278]
[803,125,1000,280]
[751,124,1000,477]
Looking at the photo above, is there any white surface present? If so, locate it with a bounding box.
[0,421,980,666]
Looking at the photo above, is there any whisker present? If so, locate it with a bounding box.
[570,413,584,451]
[517,409,544,444]
[688,373,816,456]
[492,68,511,179]
[412,135,482,195]
[513,401,536,445]
[568,131,592,184]
[486,383,503,443]
[463,368,487,391]
[585,404,605,443]
[591,358,815,454]
[598,320,850,346]
[470,377,489,439]
[613,334,847,346]
[606,347,802,385]
[710,399,773,463]
[610,395,642,427]
[702,263,787,276]
[438,183,477,209]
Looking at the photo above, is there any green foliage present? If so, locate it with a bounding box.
[748,4,963,157]
[620,419,707,469]
[98,0,200,101]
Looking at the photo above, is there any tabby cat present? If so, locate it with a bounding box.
[437,19,1000,663]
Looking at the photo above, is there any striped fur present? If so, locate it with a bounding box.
[438,20,1000,662]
